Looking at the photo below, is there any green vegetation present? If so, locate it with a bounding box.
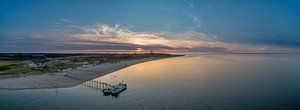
[0,61,31,79]
[0,61,23,72]
[0,61,22,66]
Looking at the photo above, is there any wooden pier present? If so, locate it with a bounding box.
[83,80,112,90]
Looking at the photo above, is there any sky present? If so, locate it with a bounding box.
[1,0,300,53]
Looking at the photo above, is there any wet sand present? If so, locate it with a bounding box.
[0,58,162,89]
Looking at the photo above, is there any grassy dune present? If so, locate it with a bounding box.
[0,61,22,66]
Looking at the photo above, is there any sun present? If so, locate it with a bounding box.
[134,48,146,53]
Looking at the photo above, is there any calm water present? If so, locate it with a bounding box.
[0,54,300,110]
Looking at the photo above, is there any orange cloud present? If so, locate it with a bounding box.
[65,24,223,50]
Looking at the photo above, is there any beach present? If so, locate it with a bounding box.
[0,58,162,89]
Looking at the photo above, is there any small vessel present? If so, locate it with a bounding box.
[102,88,111,95]
[102,82,127,96]
[111,83,127,95]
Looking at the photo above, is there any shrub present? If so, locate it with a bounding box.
[0,66,11,71]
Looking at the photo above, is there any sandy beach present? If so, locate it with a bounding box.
[0,58,162,89]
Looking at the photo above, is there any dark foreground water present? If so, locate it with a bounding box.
[0,54,300,110]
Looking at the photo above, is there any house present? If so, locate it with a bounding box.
[78,62,89,67]
[79,62,89,65]
[24,61,37,68]
[23,61,48,68]
[28,63,38,68]
[37,63,48,68]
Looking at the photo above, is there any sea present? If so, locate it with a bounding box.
[0,53,299,110]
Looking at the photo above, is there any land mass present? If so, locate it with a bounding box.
[0,53,182,89]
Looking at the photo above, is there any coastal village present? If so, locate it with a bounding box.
[0,53,181,79]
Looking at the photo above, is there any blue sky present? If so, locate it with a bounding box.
[1,0,300,53]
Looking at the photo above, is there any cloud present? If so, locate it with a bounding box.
[1,23,297,53]
[186,13,202,28]
[61,24,227,52]
[53,24,299,53]
[59,18,72,23]
[185,1,195,8]
[49,21,61,25]
[48,18,73,28]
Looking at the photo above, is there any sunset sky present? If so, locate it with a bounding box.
[1,0,300,53]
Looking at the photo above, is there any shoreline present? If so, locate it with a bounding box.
[0,57,167,90]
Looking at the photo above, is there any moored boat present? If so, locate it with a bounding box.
[102,82,127,96]
[102,88,111,95]
[111,83,127,95]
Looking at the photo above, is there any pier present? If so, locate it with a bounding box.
[83,80,112,90]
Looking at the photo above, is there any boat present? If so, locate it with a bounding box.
[102,82,127,96]
[102,88,111,95]
[111,83,127,95]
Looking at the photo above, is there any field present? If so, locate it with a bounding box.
[0,61,22,66]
